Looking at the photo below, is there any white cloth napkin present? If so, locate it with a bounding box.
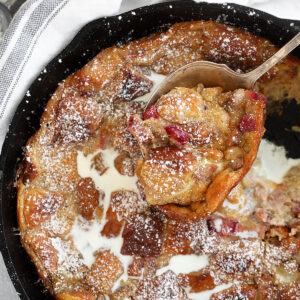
[0,0,299,299]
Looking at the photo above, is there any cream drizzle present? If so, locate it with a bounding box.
[70,148,139,290]
[257,139,300,183]
[223,139,300,213]
[156,254,209,276]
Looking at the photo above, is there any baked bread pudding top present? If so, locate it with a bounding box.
[132,85,265,219]
[17,20,300,300]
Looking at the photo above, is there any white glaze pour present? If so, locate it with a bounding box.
[69,217,132,291]
[223,139,300,213]
[134,71,167,103]
[188,283,234,300]
[69,73,168,292]
[77,148,139,215]
[156,254,209,276]
[257,139,300,183]
[71,148,139,290]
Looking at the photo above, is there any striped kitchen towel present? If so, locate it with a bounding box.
[0,0,122,148]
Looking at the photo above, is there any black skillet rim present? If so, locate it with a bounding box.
[0,1,299,299]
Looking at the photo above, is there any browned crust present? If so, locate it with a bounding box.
[210,284,257,300]
[158,101,265,221]
[20,231,55,295]
[56,291,96,300]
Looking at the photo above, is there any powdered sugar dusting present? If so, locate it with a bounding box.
[257,139,300,183]
[136,270,188,299]
[187,219,220,253]
[50,237,83,272]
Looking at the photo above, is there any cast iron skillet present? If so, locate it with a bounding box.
[0,1,300,299]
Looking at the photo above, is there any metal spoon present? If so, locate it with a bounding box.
[146,32,300,108]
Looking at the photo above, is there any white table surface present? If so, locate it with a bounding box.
[0,0,299,299]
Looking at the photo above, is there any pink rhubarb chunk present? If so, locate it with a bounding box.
[239,115,256,132]
[143,104,159,120]
[248,91,267,104]
[164,125,190,145]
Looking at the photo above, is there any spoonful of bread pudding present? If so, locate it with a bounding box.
[128,85,266,220]
[127,33,300,220]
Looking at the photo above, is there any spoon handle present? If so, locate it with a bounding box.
[247,32,300,88]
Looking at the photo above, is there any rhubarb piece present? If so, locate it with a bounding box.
[207,216,267,238]
[164,125,190,145]
[127,114,154,146]
[248,90,267,103]
[207,217,239,236]
[240,115,256,132]
[143,104,159,120]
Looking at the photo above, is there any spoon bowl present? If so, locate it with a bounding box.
[146,32,300,108]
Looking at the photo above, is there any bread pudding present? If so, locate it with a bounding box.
[17,21,300,299]
[133,85,265,219]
